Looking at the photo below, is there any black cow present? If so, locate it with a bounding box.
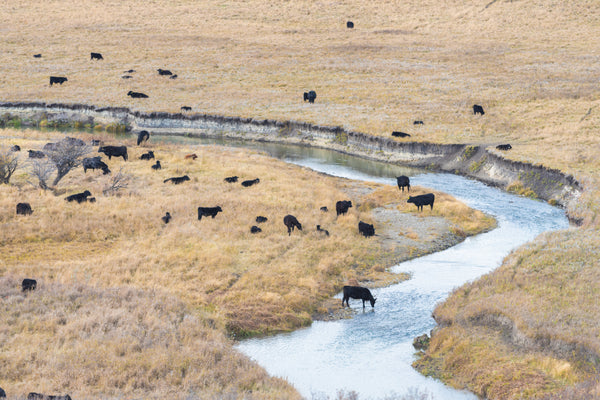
[49,76,68,85]
[413,120,424,125]
[473,104,485,115]
[303,90,317,103]
[358,221,375,237]
[28,150,45,158]
[250,225,262,233]
[83,156,110,174]
[283,214,302,235]
[87,197,96,203]
[90,52,103,60]
[124,69,135,73]
[224,176,238,183]
[65,190,92,203]
[22,278,37,292]
[181,106,192,112]
[316,225,329,236]
[256,216,268,223]
[33,54,42,58]
[170,74,178,79]
[157,68,173,76]
[98,145,128,160]
[336,200,353,216]
[198,206,223,220]
[396,175,410,192]
[392,131,411,138]
[140,151,155,160]
[27,393,72,400]
[320,206,328,212]
[162,212,171,224]
[137,130,150,145]
[496,144,512,151]
[127,90,148,98]
[10,144,20,151]
[0,386,5,398]
[241,178,260,187]
[151,160,162,170]
[16,202,33,215]
[122,75,133,79]
[164,175,190,184]
[342,285,376,308]
[346,21,354,28]
[407,193,435,211]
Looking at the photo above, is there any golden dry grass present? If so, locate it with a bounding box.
[1,0,600,398]
[0,130,492,398]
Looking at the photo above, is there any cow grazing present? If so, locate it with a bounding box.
[127,90,148,98]
[181,106,192,112]
[49,76,68,86]
[241,178,260,187]
[164,175,190,184]
[0,386,5,398]
[98,145,128,160]
[137,130,150,145]
[157,68,173,76]
[496,144,512,151]
[124,69,135,73]
[336,200,353,216]
[90,52,103,60]
[27,393,72,400]
[87,197,96,203]
[303,90,317,103]
[250,225,262,234]
[358,221,375,237]
[65,190,92,203]
[342,285,376,308]
[28,150,45,158]
[224,176,238,183]
[83,156,110,174]
[22,278,37,292]
[151,160,162,170]
[473,104,485,115]
[392,131,411,138]
[33,54,42,58]
[256,216,268,223]
[283,214,302,235]
[346,21,354,28]
[184,153,198,160]
[407,193,435,211]
[320,206,328,212]
[316,225,329,236]
[396,175,410,192]
[122,75,133,79]
[140,151,155,160]
[170,74,178,79]
[16,202,33,215]
[198,206,223,220]
[162,212,171,224]
[413,120,424,125]
[10,144,20,151]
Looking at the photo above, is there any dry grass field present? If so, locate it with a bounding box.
[1,0,599,398]
[0,130,493,399]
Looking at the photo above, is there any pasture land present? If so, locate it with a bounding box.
[1,0,600,398]
[0,129,493,399]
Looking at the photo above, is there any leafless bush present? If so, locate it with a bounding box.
[0,147,19,184]
[43,137,92,186]
[28,158,55,190]
[103,167,130,195]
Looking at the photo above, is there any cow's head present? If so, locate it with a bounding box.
[370,297,376,307]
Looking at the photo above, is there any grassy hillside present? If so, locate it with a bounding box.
[1,0,599,398]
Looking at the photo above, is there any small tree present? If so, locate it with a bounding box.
[29,158,56,190]
[103,167,130,195]
[0,147,19,184]
[44,137,92,186]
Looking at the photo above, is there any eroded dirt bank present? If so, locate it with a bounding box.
[0,101,582,217]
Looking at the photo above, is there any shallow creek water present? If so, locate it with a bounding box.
[196,140,569,400]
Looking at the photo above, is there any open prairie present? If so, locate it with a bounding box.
[1,0,599,398]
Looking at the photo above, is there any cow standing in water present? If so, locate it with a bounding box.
[342,285,376,308]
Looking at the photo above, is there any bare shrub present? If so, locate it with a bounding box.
[28,158,56,190]
[0,146,19,184]
[103,167,130,195]
[43,137,92,186]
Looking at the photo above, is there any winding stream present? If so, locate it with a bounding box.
[192,140,569,400]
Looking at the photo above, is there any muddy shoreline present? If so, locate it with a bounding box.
[0,101,582,220]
